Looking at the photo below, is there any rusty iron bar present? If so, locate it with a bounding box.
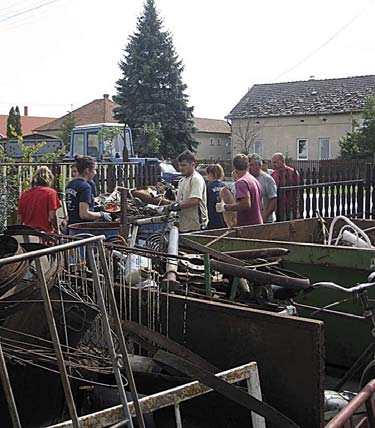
[122,320,219,373]
[210,259,310,290]
[96,242,145,428]
[86,244,135,428]
[45,362,259,428]
[205,229,232,248]
[34,256,80,428]
[326,379,375,428]
[0,341,22,428]
[204,254,212,297]
[180,236,247,267]
[224,248,290,259]
[119,188,129,239]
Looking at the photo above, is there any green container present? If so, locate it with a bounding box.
[184,217,375,368]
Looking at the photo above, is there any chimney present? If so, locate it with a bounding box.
[24,106,28,116]
[103,94,109,99]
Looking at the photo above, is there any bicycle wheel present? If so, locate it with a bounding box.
[360,359,375,388]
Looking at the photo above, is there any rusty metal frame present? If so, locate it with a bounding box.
[326,379,375,428]
[46,361,263,428]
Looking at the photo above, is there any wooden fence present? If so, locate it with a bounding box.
[0,161,161,197]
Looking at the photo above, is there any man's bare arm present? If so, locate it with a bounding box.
[179,197,201,209]
[225,197,251,212]
[263,197,276,222]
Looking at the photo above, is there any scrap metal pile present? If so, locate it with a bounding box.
[95,183,175,218]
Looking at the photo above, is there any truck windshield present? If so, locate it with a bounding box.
[103,133,124,158]
[103,128,132,158]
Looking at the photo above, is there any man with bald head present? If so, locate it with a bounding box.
[271,152,300,220]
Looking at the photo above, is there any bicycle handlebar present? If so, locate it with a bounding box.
[312,281,375,295]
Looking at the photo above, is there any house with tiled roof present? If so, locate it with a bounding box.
[193,117,231,160]
[0,107,55,139]
[35,94,119,137]
[228,75,375,160]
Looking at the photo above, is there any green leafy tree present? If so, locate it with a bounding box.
[113,0,196,158]
[6,107,16,139]
[339,97,375,161]
[135,123,161,155]
[14,106,22,136]
[58,111,76,153]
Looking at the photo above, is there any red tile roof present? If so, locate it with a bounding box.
[35,95,119,135]
[0,115,56,138]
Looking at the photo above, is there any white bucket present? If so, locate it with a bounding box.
[124,254,152,284]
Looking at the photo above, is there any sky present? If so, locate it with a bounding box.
[0,0,375,120]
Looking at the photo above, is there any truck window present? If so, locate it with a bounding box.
[72,133,84,156]
[87,132,100,158]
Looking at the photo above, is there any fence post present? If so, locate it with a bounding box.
[365,163,372,219]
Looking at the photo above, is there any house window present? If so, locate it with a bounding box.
[254,140,263,157]
[297,138,309,160]
[297,139,308,160]
[319,138,330,160]
[217,139,221,146]
[210,139,214,145]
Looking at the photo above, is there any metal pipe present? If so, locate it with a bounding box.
[0,341,22,428]
[120,188,129,240]
[34,257,80,428]
[210,259,310,290]
[326,379,375,427]
[166,226,179,284]
[96,242,146,428]
[134,215,168,225]
[0,235,105,267]
[129,225,139,248]
[86,244,135,428]
[174,403,183,428]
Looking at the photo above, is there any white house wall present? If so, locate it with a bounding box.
[194,131,231,160]
[231,113,360,160]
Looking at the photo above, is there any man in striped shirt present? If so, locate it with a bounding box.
[271,153,300,221]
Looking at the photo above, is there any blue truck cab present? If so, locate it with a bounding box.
[68,123,159,165]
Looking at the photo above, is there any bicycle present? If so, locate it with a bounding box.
[312,274,375,421]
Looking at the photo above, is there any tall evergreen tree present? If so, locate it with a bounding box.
[14,106,22,136]
[113,0,196,157]
[6,107,16,139]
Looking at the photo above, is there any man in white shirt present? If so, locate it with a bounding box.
[168,150,208,232]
